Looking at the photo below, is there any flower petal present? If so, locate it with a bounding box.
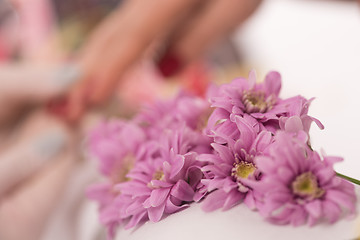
[284,116,304,133]
[243,191,256,210]
[211,143,234,165]
[150,180,173,188]
[264,71,281,96]
[326,189,356,213]
[170,179,195,202]
[186,166,203,188]
[150,187,171,207]
[304,200,322,220]
[124,211,147,230]
[201,189,228,212]
[165,198,189,214]
[148,201,166,222]
[169,155,185,179]
[289,206,307,226]
[252,130,273,152]
[322,200,341,223]
[234,116,257,148]
[223,189,244,211]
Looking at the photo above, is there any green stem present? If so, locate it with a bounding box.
[336,172,360,186]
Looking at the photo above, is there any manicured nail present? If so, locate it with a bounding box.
[0,39,10,61]
[156,50,183,77]
[47,97,69,117]
[53,64,82,89]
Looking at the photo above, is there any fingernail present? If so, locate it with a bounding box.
[47,97,69,117]
[53,64,82,89]
[156,50,183,77]
[34,131,67,159]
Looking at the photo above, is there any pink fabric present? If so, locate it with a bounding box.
[12,0,55,58]
[0,37,10,61]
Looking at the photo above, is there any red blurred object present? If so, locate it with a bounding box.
[156,50,183,77]
[46,97,69,118]
[181,62,211,97]
[0,38,10,61]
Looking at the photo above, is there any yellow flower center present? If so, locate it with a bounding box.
[153,170,165,181]
[232,161,256,180]
[242,90,272,113]
[147,169,165,188]
[292,172,325,199]
[111,154,134,183]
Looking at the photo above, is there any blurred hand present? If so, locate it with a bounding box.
[0,65,81,240]
[68,0,262,120]
[0,110,77,240]
[0,63,79,126]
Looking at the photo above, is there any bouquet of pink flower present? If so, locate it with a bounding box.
[87,71,358,240]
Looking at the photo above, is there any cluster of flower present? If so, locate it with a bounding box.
[87,71,357,239]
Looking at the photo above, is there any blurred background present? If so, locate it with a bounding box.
[0,0,359,240]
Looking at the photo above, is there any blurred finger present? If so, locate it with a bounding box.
[158,0,262,76]
[0,64,79,103]
[0,111,71,198]
[68,0,200,119]
[65,80,89,122]
[89,0,198,103]
[0,152,75,240]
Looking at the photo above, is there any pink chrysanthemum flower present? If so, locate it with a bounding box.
[199,116,273,211]
[86,185,123,240]
[88,120,145,179]
[87,91,212,237]
[249,131,356,226]
[279,115,324,144]
[206,71,323,143]
[87,120,146,238]
[115,128,205,229]
[135,91,210,138]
